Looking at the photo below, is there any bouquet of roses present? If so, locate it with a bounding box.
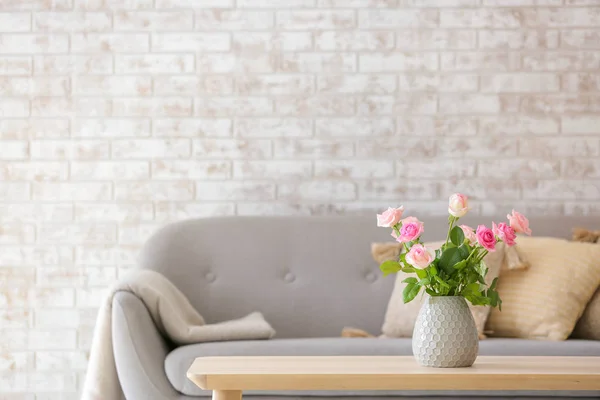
[376,193,531,309]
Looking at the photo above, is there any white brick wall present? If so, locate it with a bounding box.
[1,0,600,397]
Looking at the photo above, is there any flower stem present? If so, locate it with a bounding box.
[444,216,455,247]
[478,249,489,264]
[465,249,476,265]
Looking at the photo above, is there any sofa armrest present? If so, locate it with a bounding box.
[112,291,189,400]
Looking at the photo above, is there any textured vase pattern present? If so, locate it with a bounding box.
[412,296,479,368]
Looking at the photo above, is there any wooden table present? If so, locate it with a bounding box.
[187,356,600,400]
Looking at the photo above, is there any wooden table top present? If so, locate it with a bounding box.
[187,356,600,391]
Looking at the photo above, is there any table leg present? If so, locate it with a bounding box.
[212,390,242,400]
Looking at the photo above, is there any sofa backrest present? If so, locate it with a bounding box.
[138,215,599,338]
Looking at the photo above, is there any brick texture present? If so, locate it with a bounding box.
[1,1,600,398]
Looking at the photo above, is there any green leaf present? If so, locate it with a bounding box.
[415,268,428,279]
[489,276,498,291]
[465,282,481,293]
[475,260,488,277]
[458,244,470,259]
[379,260,402,276]
[418,277,431,286]
[438,247,462,274]
[434,275,451,289]
[463,282,488,306]
[425,288,437,296]
[401,266,416,273]
[402,283,421,303]
[486,279,503,311]
[402,277,418,284]
[464,269,479,284]
[465,294,489,306]
[476,274,487,285]
[450,226,465,246]
[453,259,468,271]
[399,252,407,262]
[429,264,438,276]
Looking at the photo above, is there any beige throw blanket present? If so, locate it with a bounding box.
[81,270,276,400]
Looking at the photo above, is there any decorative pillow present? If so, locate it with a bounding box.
[571,228,600,340]
[486,236,600,340]
[572,288,600,340]
[373,241,506,339]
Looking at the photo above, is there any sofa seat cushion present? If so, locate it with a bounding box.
[166,337,600,397]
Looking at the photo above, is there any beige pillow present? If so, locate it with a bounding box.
[570,229,600,340]
[572,288,600,340]
[486,236,600,340]
[373,241,506,339]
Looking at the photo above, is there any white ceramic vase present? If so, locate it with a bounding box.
[412,296,479,368]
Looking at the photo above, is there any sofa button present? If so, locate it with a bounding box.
[366,272,377,283]
[205,272,216,283]
[284,272,295,283]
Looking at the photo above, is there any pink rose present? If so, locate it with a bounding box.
[396,216,424,243]
[377,206,404,228]
[476,225,497,252]
[507,210,531,235]
[493,222,516,247]
[460,225,477,245]
[405,244,435,269]
[448,193,469,218]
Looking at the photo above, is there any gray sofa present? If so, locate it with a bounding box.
[112,215,600,400]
